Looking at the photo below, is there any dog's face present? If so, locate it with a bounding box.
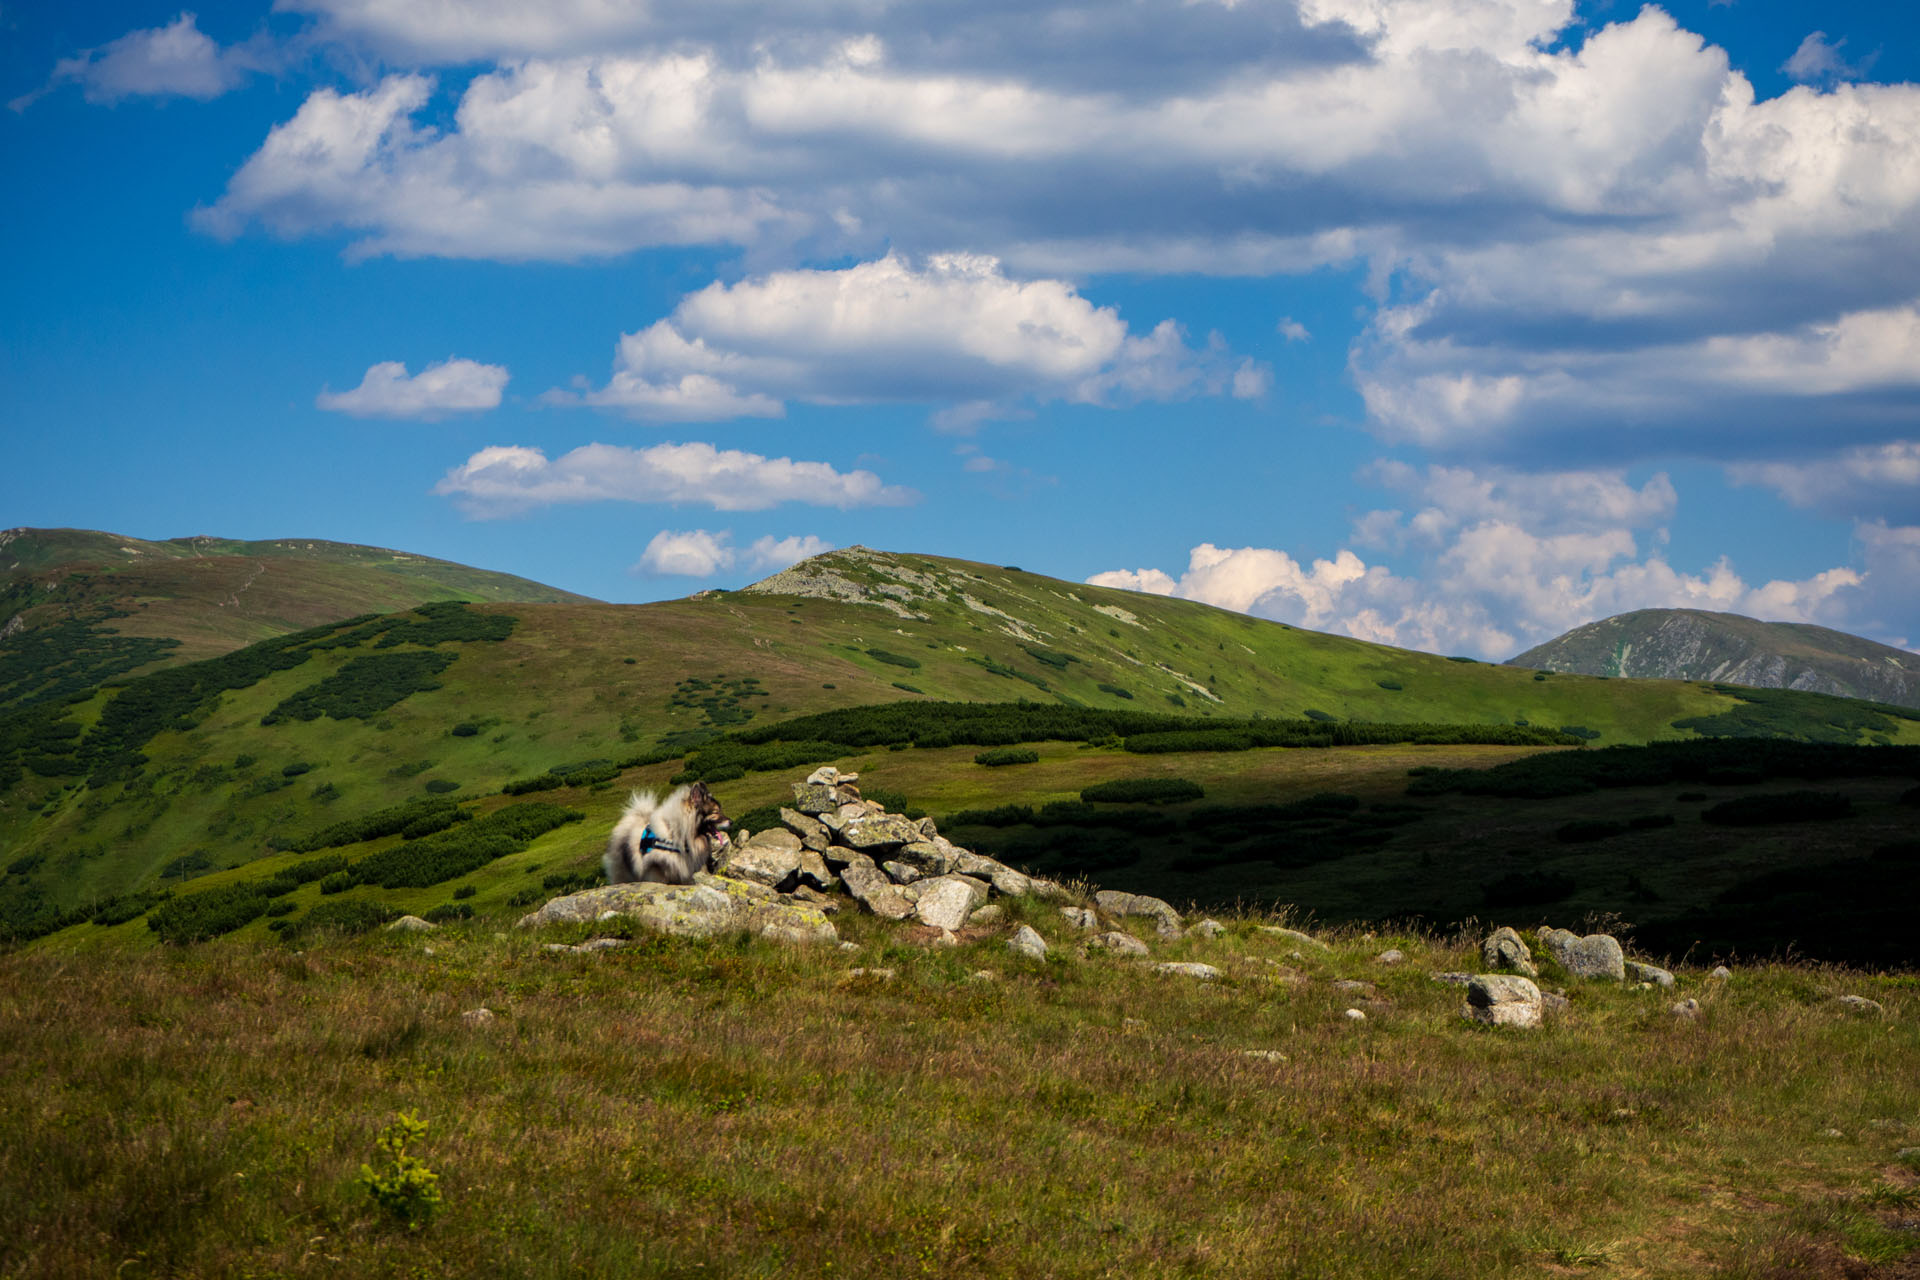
[683,781,731,855]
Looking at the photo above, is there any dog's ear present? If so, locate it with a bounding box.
[684,782,710,811]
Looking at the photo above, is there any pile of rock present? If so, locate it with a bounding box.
[1463,923,1683,1028]
[518,766,1083,944]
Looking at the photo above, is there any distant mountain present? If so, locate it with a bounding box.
[1511,609,1920,709]
[0,528,594,707]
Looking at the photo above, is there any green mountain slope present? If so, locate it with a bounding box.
[0,527,595,707]
[5,546,1918,960]
[1512,608,1920,708]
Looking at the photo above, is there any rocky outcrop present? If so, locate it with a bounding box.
[1482,926,1537,977]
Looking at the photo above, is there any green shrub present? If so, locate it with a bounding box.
[1303,709,1337,723]
[452,885,476,900]
[282,898,398,940]
[348,803,584,890]
[423,902,474,924]
[423,779,461,794]
[1097,683,1134,700]
[318,871,354,895]
[1702,791,1854,826]
[261,651,455,726]
[264,899,296,918]
[282,761,313,777]
[450,722,481,737]
[1375,680,1403,691]
[147,884,269,944]
[283,796,464,853]
[1081,778,1205,804]
[975,747,1040,767]
[865,649,922,669]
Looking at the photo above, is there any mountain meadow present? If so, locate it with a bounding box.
[3,541,1918,1277]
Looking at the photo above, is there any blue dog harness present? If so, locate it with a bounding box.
[639,826,684,857]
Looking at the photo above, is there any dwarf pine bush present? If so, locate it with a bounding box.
[358,1111,441,1230]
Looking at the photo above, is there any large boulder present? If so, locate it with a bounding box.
[891,839,960,876]
[1094,890,1183,940]
[956,851,1033,897]
[914,875,990,931]
[719,830,808,890]
[1482,926,1538,978]
[789,781,843,815]
[779,807,833,852]
[838,855,914,921]
[1538,928,1626,981]
[516,878,838,944]
[839,813,926,852]
[1463,975,1543,1028]
[1006,924,1049,960]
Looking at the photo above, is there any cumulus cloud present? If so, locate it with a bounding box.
[316,357,508,418]
[562,254,1263,421]
[13,13,264,110]
[635,529,734,577]
[1782,32,1873,86]
[431,441,916,517]
[632,529,835,577]
[1091,463,1914,657]
[1730,441,1920,522]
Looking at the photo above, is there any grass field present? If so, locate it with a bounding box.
[4,905,1917,1279]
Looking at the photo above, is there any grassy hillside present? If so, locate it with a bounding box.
[3,913,1917,1278]
[1513,608,1920,709]
[0,527,594,705]
[6,546,1919,965]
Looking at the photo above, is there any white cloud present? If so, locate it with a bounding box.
[631,528,833,577]
[746,533,834,570]
[567,254,1262,421]
[1730,441,1920,521]
[316,357,508,418]
[1277,318,1311,342]
[1091,463,1913,658]
[636,529,734,577]
[1782,32,1873,86]
[15,13,262,109]
[431,441,917,517]
[174,0,1920,517]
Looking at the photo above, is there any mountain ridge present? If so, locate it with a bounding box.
[1511,608,1920,709]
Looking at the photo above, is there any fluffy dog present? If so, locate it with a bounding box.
[603,782,732,885]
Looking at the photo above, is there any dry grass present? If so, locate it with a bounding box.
[3,907,1917,1279]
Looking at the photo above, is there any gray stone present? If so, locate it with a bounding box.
[1709,965,1733,980]
[956,851,1033,897]
[840,813,926,852]
[1006,924,1049,960]
[719,831,806,890]
[843,966,895,981]
[1837,995,1886,1015]
[913,875,989,931]
[1087,931,1151,956]
[789,781,842,815]
[1539,928,1626,981]
[969,904,1004,926]
[1463,974,1543,1029]
[1332,979,1375,996]
[1025,877,1071,901]
[1344,1007,1368,1021]
[1192,919,1228,939]
[1431,972,1474,986]
[882,860,926,884]
[1153,962,1222,980]
[1672,998,1701,1018]
[575,937,628,952]
[1542,991,1571,1015]
[387,915,436,933]
[1094,889,1183,939]
[461,1007,495,1026]
[1059,906,1100,932]
[1482,926,1538,978]
[1375,948,1405,965]
[779,807,832,852]
[1625,960,1675,988]
[839,857,914,921]
[516,880,837,944]
[892,840,959,876]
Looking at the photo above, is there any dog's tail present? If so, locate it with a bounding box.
[604,790,661,884]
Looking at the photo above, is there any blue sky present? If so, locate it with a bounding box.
[5,0,1919,658]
